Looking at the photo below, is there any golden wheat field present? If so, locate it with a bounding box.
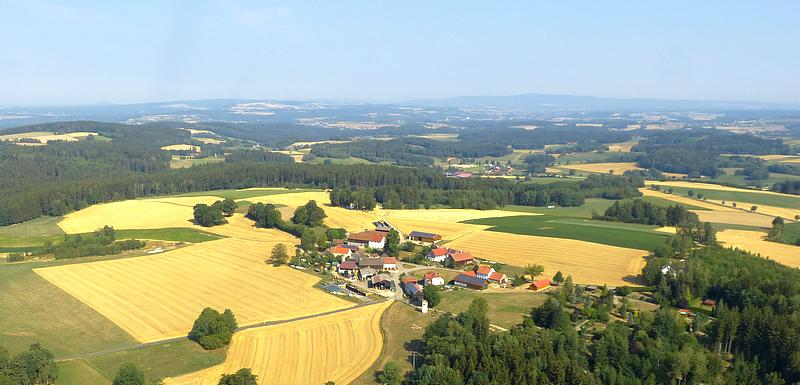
[161,144,200,152]
[718,229,800,268]
[644,180,798,196]
[34,237,350,342]
[446,231,647,286]
[639,188,735,211]
[705,200,799,221]
[193,137,225,144]
[558,162,642,175]
[247,191,378,230]
[165,302,390,385]
[694,211,775,228]
[57,196,222,233]
[0,131,98,143]
[607,141,639,153]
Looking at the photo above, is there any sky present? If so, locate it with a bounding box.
[1,0,799,105]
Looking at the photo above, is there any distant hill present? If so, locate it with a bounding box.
[408,93,800,112]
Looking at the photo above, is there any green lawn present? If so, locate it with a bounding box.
[175,188,318,200]
[0,259,136,357]
[0,216,65,237]
[464,215,669,250]
[115,228,223,243]
[57,360,111,385]
[436,290,548,329]
[78,340,227,384]
[665,186,800,209]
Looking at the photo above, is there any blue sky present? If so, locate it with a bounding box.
[1,0,798,105]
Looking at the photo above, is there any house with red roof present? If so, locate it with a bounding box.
[337,260,358,277]
[327,245,352,261]
[346,230,386,249]
[475,265,495,279]
[383,257,398,270]
[423,271,445,286]
[447,251,474,267]
[528,279,552,292]
[426,246,449,263]
[487,271,509,286]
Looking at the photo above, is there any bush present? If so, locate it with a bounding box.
[218,368,258,385]
[6,253,24,263]
[190,308,238,350]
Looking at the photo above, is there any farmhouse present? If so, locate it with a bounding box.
[426,247,449,263]
[401,276,420,285]
[370,274,394,290]
[383,257,398,270]
[447,251,474,267]
[528,279,552,292]
[359,267,378,281]
[347,231,387,249]
[475,265,495,279]
[328,245,352,261]
[358,256,386,270]
[423,271,445,286]
[452,272,488,290]
[337,260,358,277]
[702,299,717,309]
[408,231,442,245]
[487,271,509,286]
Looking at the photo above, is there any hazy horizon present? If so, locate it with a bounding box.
[2,0,799,105]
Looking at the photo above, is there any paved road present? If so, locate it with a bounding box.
[55,299,390,363]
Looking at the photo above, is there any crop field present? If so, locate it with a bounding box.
[693,211,775,228]
[161,144,200,152]
[607,141,639,152]
[58,196,222,233]
[464,215,668,251]
[0,131,97,144]
[170,156,224,169]
[557,162,642,175]
[34,237,350,342]
[718,229,800,268]
[645,181,800,207]
[446,231,647,286]
[165,302,390,385]
[639,189,737,211]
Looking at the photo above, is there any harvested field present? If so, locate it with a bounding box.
[644,180,793,196]
[607,141,639,153]
[0,131,97,143]
[446,231,647,286]
[694,211,774,228]
[34,237,350,342]
[718,230,800,268]
[247,191,377,231]
[161,144,200,152]
[204,214,298,243]
[58,196,221,233]
[165,302,389,385]
[558,162,642,175]
[193,137,224,144]
[703,199,799,221]
[639,189,736,211]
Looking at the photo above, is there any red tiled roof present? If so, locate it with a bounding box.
[424,271,441,280]
[401,276,419,284]
[476,265,493,275]
[530,279,551,289]
[329,246,351,254]
[430,247,448,256]
[348,231,386,243]
[449,251,473,262]
[489,272,506,281]
[338,261,358,270]
[462,270,477,277]
[383,257,398,265]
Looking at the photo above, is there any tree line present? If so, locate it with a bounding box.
[0,163,643,226]
[30,225,144,260]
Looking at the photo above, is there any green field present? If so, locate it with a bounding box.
[169,156,225,169]
[707,171,800,188]
[0,259,136,357]
[664,186,800,209]
[58,340,228,385]
[436,290,548,329]
[502,198,617,218]
[307,156,374,165]
[781,222,800,244]
[464,215,669,250]
[115,228,223,243]
[0,216,65,237]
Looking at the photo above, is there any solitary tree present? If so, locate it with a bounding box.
[270,243,289,266]
[525,264,544,279]
[423,284,442,307]
[112,362,146,385]
[377,362,403,385]
[218,368,257,385]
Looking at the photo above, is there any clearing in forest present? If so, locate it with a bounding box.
[161,144,200,152]
[164,301,389,385]
[33,237,350,343]
[446,231,647,286]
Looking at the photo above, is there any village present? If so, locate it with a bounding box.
[316,220,557,313]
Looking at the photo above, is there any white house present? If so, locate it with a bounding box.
[347,231,387,249]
